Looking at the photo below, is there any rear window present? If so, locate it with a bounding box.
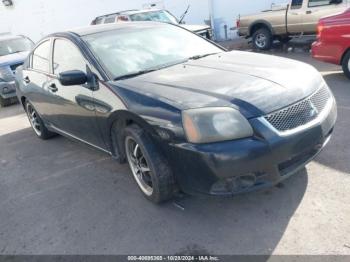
[104,16,117,24]
[129,10,178,24]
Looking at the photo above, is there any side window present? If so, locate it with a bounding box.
[32,40,51,72]
[95,17,103,24]
[291,0,303,9]
[53,39,86,75]
[308,0,338,7]
[104,15,116,24]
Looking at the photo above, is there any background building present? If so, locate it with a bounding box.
[0,0,287,42]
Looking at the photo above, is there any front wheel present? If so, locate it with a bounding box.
[124,124,175,203]
[342,51,350,80]
[0,97,11,107]
[252,28,272,50]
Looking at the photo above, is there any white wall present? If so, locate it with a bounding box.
[0,0,286,42]
[211,0,288,40]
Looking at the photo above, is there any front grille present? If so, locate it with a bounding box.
[265,85,331,132]
[0,67,15,81]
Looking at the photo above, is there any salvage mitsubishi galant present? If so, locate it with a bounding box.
[16,22,337,203]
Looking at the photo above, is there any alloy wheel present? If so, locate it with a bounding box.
[255,33,267,49]
[125,136,153,196]
[27,104,42,136]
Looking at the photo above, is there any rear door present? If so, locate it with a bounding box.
[46,38,106,149]
[21,39,52,116]
[302,0,348,33]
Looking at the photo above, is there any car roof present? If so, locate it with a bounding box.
[95,9,163,19]
[119,9,163,15]
[66,21,168,37]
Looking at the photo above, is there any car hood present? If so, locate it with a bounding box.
[0,51,28,67]
[180,24,211,32]
[114,51,324,118]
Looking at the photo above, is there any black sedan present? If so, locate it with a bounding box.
[16,22,337,203]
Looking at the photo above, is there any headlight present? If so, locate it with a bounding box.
[182,107,253,143]
[0,66,13,82]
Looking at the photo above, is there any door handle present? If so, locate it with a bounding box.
[23,76,30,84]
[306,10,312,14]
[48,83,58,93]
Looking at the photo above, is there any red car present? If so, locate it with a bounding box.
[312,8,350,79]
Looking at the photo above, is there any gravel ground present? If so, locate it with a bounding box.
[0,48,349,255]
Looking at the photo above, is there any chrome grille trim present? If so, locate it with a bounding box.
[264,85,332,133]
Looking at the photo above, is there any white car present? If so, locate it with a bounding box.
[91,9,213,39]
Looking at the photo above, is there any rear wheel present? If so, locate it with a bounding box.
[252,28,272,50]
[124,124,175,203]
[25,101,56,139]
[342,51,350,80]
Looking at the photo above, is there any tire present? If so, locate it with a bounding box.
[0,97,11,107]
[123,124,175,203]
[252,28,272,50]
[342,51,350,80]
[25,101,56,140]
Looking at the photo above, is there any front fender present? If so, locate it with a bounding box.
[104,85,185,160]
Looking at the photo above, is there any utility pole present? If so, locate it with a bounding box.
[208,0,216,41]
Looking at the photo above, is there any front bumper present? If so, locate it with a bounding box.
[0,80,17,99]
[166,96,337,196]
[237,27,249,37]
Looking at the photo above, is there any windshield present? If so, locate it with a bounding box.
[0,37,33,57]
[83,24,222,79]
[129,10,178,24]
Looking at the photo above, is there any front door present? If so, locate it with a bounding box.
[46,38,106,149]
[287,0,304,33]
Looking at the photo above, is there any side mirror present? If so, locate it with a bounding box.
[59,70,87,86]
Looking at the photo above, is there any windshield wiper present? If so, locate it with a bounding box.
[188,53,219,60]
[113,59,188,81]
[114,68,157,81]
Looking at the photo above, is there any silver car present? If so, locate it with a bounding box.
[0,35,34,107]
